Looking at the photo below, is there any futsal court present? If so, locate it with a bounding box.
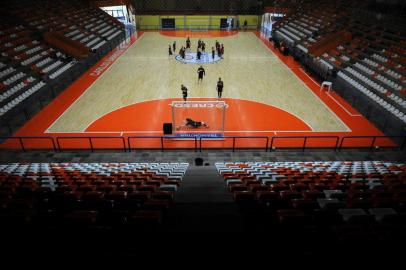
[2,30,391,150]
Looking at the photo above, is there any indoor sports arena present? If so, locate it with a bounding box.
[0,0,405,261]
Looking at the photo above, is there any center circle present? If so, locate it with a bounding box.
[175,52,222,64]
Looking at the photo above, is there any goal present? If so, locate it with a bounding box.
[171,100,226,135]
[187,19,210,32]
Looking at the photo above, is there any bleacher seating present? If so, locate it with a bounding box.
[216,161,406,242]
[271,0,406,129]
[4,0,125,51]
[326,27,406,120]
[274,1,349,52]
[0,0,125,119]
[0,162,189,230]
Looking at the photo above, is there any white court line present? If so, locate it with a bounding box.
[256,37,351,132]
[326,92,362,117]
[78,97,314,134]
[226,130,350,133]
[130,56,277,60]
[299,68,362,117]
[46,34,351,135]
[282,64,351,132]
[45,34,142,133]
[44,130,352,134]
[48,92,349,134]
[44,131,123,134]
[227,56,277,59]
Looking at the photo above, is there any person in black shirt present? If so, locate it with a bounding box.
[168,45,172,56]
[220,44,224,58]
[186,118,209,128]
[179,47,185,59]
[217,45,222,58]
[212,47,215,59]
[186,37,191,50]
[181,84,188,102]
[197,65,205,84]
[216,78,224,99]
[173,41,176,52]
[177,118,209,130]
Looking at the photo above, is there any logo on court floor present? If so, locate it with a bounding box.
[175,52,222,64]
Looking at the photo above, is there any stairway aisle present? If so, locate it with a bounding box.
[163,166,244,232]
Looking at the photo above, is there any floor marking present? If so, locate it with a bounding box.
[299,68,362,117]
[44,129,352,134]
[46,34,141,133]
[46,32,358,137]
[77,97,315,134]
[326,92,363,117]
[256,35,351,132]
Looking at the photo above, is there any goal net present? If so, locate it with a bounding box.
[187,19,210,32]
[171,101,226,136]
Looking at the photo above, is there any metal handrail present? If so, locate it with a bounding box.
[1,135,405,152]
[269,136,340,151]
[128,136,198,152]
[56,136,126,152]
[0,136,56,152]
[339,135,406,150]
[199,136,269,152]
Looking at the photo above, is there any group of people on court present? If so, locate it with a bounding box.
[169,41,187,59]
[169,38,225,130]
[196,38,206,60]
[181,71,224,102]
[168,37,224,60]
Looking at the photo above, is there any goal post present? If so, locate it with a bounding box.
[171,100,226,135]
[187,18,210,32]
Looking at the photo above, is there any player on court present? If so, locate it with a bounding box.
[197,66,205,84]
[181,84,188,102]
[216,78,224,99]
[220,44,224,58]
[186,37,191,51]
[177,118,209,130]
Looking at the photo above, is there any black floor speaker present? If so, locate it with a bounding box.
[163,123,173,134]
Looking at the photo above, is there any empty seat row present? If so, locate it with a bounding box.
[338,71,406,122]
[0,162,189,230]
[0,81,46,117]
[0,76,36,102]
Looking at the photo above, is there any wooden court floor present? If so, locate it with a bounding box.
[46,31,348,132]
[3,30,391,149]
